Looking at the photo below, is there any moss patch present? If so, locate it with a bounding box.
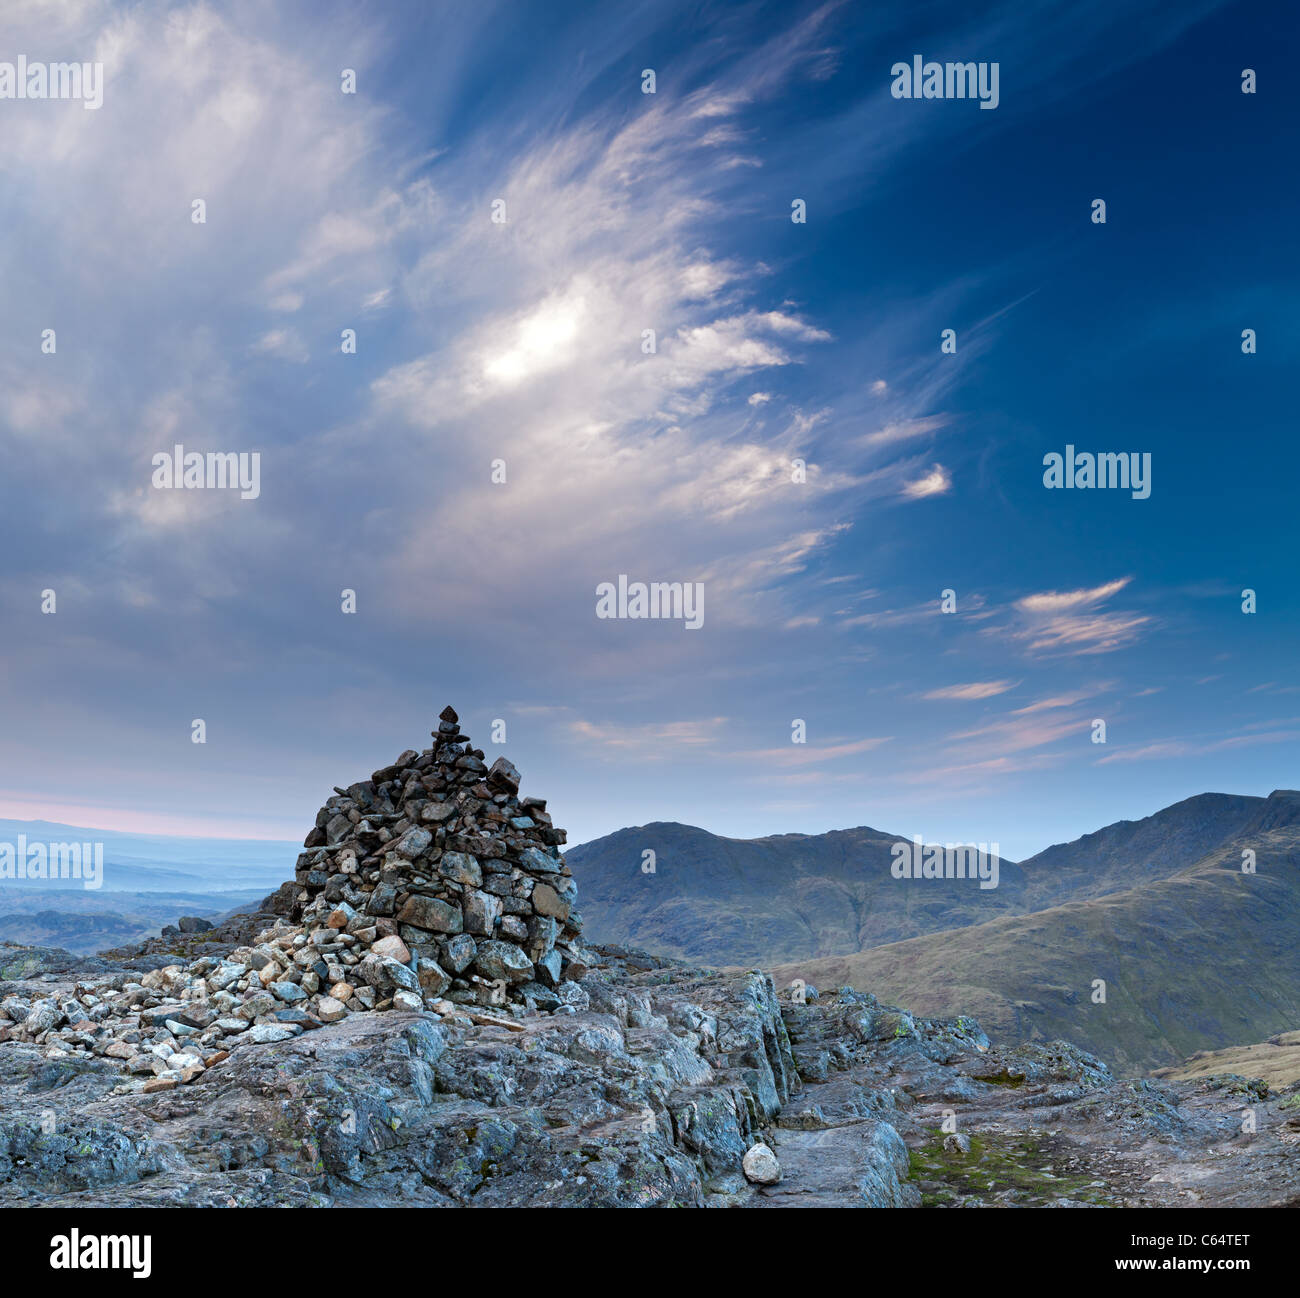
[908,1129,1112,1206]
[976,1068,1027,1089]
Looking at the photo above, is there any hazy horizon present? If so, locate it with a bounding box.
[0,781,1289,867]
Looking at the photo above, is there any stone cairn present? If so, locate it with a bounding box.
[0,707,588,1092]
[292,705,586,1009]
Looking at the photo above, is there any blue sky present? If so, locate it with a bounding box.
[0,0,1295,860]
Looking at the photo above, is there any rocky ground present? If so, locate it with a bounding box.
[1,934,1297,1208]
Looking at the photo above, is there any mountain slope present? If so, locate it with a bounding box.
[565,793,1266,968]
[770,791,1300,1074]
[567,821,1028,965]
[1015,792,1262,908]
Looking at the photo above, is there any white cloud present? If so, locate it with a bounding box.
[744,737,892,766]
[569,716,728,757]
[1016,577,1132,614]
[252,329,309,362]
[1008,577,1149,657]
[1097,729,1300,764]
[901,464,951,498]
[922,680,1019,701]
[862,415,947,446]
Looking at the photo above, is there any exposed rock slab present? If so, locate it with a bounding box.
[2,946,1298,1208]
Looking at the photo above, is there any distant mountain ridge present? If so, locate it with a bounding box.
[566,821,1027,965]
[1014,791,1262,908]
[566,791,1299,1073]
[566,792,1270,966]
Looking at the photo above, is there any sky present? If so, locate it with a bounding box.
[0,0,1296,862]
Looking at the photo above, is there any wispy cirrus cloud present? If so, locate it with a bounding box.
[842,593,991,630]
[1012,689,1106,714]
[947,713,1088,754]
[860,414,948,446]
[1016,578,1133,614]
[744,737,892,766]
[1096,729,1300,764]
[922,680,1019,701]
[1004,577,1150,657]
[569,717,729,756]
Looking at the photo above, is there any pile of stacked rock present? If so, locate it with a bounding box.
[0,709,590,1091]
[292,706,586,1008]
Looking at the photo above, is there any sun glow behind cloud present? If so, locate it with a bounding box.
[483,292,586,386]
